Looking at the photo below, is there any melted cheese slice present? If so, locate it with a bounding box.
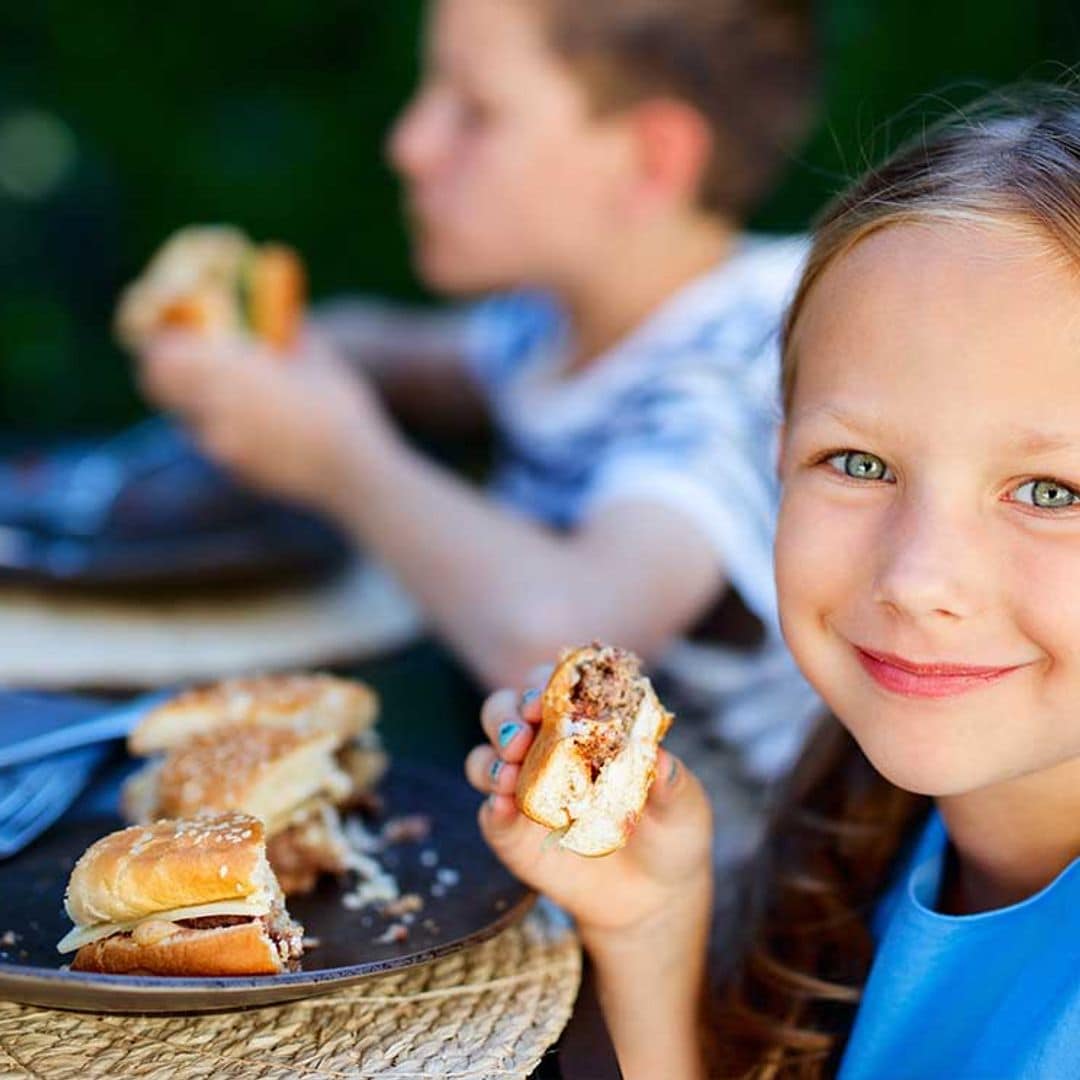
[264,795,330,836]
[56,895,271,955]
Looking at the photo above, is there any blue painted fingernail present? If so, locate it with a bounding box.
[487,793,499,811]
[490,759,504,781]
[520,688,540,707]
[668,758,679,785]
[498,722,521,748]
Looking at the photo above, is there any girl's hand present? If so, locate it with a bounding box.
[465,677,714,945]
[135,328,394,512]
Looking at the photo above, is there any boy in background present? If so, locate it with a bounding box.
[137,0,821,793]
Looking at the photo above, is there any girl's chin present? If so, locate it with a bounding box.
[850,730,994,798]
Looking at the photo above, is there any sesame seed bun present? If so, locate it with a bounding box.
[124,724,352,828]
[128,674,379,757]
[64,814,274,928]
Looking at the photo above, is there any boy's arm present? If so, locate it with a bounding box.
[137,330,726,690]
[311,298,488,433]
[329,417,725,690]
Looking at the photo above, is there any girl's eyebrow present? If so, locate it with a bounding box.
[795,408,1077,457]
[1004,429,1076,456]
[789,403,886,438]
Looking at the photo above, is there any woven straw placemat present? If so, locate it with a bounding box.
[0,904,580,1080]
[0,560,423,691]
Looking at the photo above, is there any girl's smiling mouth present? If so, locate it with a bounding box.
[854,645,1034,699]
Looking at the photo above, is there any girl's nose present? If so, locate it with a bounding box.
[872,497,985,622]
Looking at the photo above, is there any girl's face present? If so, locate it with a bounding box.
[777,222,1080,796]
[387,0,633,294]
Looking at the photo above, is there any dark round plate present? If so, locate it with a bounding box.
[0,761,534,1014]
[0,513,350,594]
[0,422,349,593]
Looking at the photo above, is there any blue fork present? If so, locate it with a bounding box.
[0,743,112,859]
[0,690,173,771]
[0,690,170,860]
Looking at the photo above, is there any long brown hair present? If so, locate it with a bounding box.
[534,0,819,219]
[711,86,1080,1077]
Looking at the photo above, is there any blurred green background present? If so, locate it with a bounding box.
[0,1,1076,434]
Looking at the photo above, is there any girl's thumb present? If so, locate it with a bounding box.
[648,749,687,812]
[478,794,545,867]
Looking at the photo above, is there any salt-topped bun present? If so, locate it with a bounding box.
[61,813,304,975]
[64,813,273,928]
[124,724,352,827]
[516,644,673,857]
[122,677,385,898]
[128,673,379,757]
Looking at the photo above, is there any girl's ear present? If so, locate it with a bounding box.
[623,97,713,216]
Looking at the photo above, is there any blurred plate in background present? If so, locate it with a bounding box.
[0,419,348,592]
[0,560,423,690]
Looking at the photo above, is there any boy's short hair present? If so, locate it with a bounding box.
[538,0,819,220]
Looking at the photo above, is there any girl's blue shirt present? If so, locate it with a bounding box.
[839,811,1080,1079]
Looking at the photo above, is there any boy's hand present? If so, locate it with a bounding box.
[135,328,393,511]
[465,676,714,946]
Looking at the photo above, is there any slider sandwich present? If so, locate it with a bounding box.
[58,813,304,975]
[115,224,305,353]
[516,644,673,857]
[124,674,387,895]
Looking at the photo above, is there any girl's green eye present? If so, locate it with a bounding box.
[1013,479,1080,510]
[826,451,892,482]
